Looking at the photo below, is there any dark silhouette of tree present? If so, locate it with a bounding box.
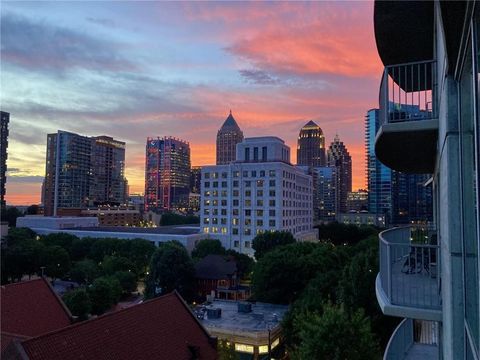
[252,231,295,260]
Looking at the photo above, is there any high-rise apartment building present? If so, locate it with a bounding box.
[145,137,191,212]
[297,121,326,167]
[327,134,352,214]
[1,111,9,211]
[373,2,479,359]
[201,137,316,256]
[90,136,127,206]
[216,111,244,165]
[43,131,127,216]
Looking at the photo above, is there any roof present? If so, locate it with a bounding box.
[219,110,242,132]
[12,292,217,360]
[1,278,72,351]
[195,255,237,280]
[66,225,201,235]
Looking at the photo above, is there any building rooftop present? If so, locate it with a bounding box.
[195,255,237,280]
[6,292,217,360]
[199,300,288,333]
[243,136,285,144]
[66,225,201,235]
[1,278,72,351]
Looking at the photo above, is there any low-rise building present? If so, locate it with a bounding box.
[195,254,250,301]
[80,206,141,226]
[198,300,288,360]
[336,212,386,227]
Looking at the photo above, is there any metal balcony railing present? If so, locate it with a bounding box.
[384,318,439,360]
[379,60,437,126]
[379,226,441,310]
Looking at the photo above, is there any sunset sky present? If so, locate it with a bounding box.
[1,1,382,205]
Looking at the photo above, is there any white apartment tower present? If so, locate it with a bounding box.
[201,137,316,256]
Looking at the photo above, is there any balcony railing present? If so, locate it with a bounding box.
[379,226,441,313]
[384,318,439,360]
[379,60,437,126]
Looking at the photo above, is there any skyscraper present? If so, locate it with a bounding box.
[327,134,352,214]
[365,109,433,225]
[44,131,92,216]
[297,120,326,167]
[1,111,9,211]
[313,166,337,221]
[43,131,128,216]
[145,137,191,211]
[190,166,202,194]
[90,136,127,206]
[216,110,244,165]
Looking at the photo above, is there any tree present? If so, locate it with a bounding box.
[291,304,380,360]
[40,246,71,280]
[252,242,343,304]
[225,249,255,278]
[159,212,199,226]
[5,227,37,246]
[40,233,78,254]
[70,237,96,261]
[102,256,136,276]
[123,239,156,275]
[252,231,295,260]
[89,238,125,262]
[63,288,91,320]
[145,241,195,301]
[113,271,138,294]
[89,276,122,315]
[316,222,378,246]
[70,259,99,284]
[2,239,45,282]
[191,239,225,259]
[217,339,239,360]
[26,204,39,215]
[1,207,23,227]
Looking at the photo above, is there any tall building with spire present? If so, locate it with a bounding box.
[1,111,9,212]
[297,120,326,167]
[216,110,244,165]
[327,134,352,214]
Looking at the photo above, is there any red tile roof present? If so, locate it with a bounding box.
[15,291,217,360]
[1,278,72,350]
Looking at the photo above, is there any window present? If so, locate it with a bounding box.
[245,209,251,216]
[204,172,210,179]
[205,182,210,188]
[212,190,218,197]
[204,209,210,215]
[221,181,227,188]
[244,241,251,248]
[233,199,239,206]
[257,210,264,216]
[245,200,251,206]
[221,209,227,215]
[251,170,257,177]
[245,190,251,197]
[203,218,210,224]
[221,190,227,197]
[269,180,276,187]
[212,218,218,224]
[233,209,239,215]
[221,218,227,225]
[204,191,210,196]
[253,147,258,161]
[257,190,263,197]
[212,200,218,206]
[269,190,276,196]
[212,172,218,179]
[244,148,250,161]
[257,219,263,226]
[234,239,239,246]
[260,170,265,177]
[233,171,240,178]
[213,181,218,188]
[269,220,275,227]
[233,229,239,236]
[245,219,251,226]
[232,218,239,225]
[243,171,248,177]
[245,181,251,187]
[269,200,276,206]
[262,146,267,160]
[212,209,218,215]
[221,200,227,206]
[221,172,228,178]
[269,170,275,177]
[233,180,239,187]
[257,180,264,187]
[269,210,275,216]
[203,200,210,206]
[257,200,264,206]
[233,190,239,196]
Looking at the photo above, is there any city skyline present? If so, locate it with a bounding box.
[1,1,382,205]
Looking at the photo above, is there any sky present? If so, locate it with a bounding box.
[1,1,382,205]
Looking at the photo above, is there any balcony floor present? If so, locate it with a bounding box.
[390,256,441,309]
[405,344,438,360]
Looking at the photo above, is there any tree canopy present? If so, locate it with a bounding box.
[252,231,296,260]
[191,239,225,259]
[63,288,91,320]
[145,241,195,301]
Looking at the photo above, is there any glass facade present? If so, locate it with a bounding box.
[462,8,480,357]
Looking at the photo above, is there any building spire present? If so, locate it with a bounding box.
[229,109,232,115]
